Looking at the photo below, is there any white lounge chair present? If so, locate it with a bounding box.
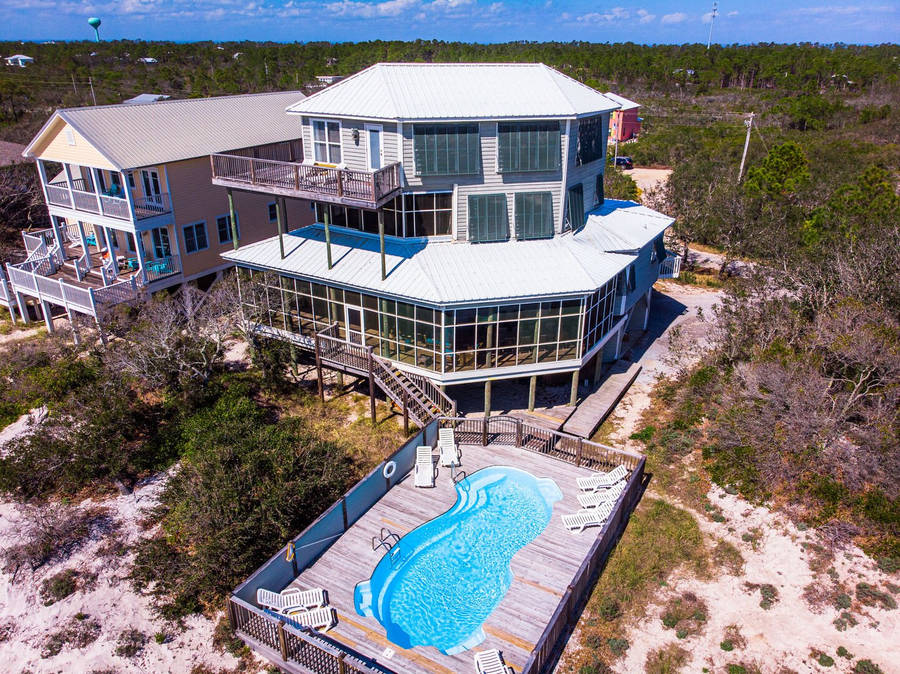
[562,503,614,533]
[439,428,460,467]
[576,465,629,492]
[577,481,626,509]
[283,605,338,633]
[256,587,327,613]
[415,446,435,488]
[474,648,513,674]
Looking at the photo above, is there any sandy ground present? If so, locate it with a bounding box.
[0,473,241,673]
[626,166,672,195]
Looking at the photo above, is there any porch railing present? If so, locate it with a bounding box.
[45,183,72,208]
[134,193,173,219]
[71,188,101,214]
[143,254,182,283]
[211,153,402,206]
[659,253,682,279]
[45,181,169,222]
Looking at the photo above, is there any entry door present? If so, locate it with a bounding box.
[141,169,162,203]
[346,306,364,345]
[366,125,383,170]
[151,227,171,259]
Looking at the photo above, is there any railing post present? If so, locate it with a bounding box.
[367,346,376,426]
[336,170,344,198]
[314,332,325,402]
[277,620,287,661]
[402,390,409,436]
[575,437,583,466]
[482,416,488,447]
[249,157,256,184]
[338,653,347,674]
[515,419,523,448]
[294,164,300,190]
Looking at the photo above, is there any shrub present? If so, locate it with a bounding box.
[720,640,734,651]
[212,618,245,657]
[817,653,835,667]
[154,631,167,644]
[41,615,101,658]
[115,629,147,657]
[607,638,629,656]
[853,661,884,674]
[837,646,852,659]
[644,644,689,674]
[630,426,656,443]
[39,569,78,605]
[597,597,621,621]
[834,593,851,610]
[856,583,897,610]
[713,540,745,575]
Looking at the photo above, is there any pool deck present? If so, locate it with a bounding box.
[289,442,601,673]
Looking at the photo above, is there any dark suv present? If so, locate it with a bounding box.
[613,156,634,170]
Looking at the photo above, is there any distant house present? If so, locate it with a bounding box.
[315,75,344,86]
[5,54,34,68]
[123,93,171,105]
[137,57,158,64]
[605,92,642,142]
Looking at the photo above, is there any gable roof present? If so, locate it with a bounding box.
[604,92,640,111]
[285,63,620,122]
[23,91,305,170]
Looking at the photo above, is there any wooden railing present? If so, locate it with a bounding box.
[405,371,456,417]
[45,181,169,222]
[93,277,138,305]
[211,153,402,206]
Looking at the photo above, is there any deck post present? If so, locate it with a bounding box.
[275,198,285,260]
[402,390,409,435]
[227,189,239,250]
[336,371,344,390]
[528,375,537,411]
[50,216,66,261]
[76,220,92,271]
[484,379,492,420]
[337,653,347,674]
[314,332,325,402]
[14,291,29,324]
[570,370,579,406]
[642,288,652,331]
[40,300,54,333]
[134,232,149,285]
[323,209,333,270]
[593,351,604,385]
[276,620,287,660]
[515,419,523,447]
[378,210,386,280]
[575,437,584,466]
[367,346,376,426]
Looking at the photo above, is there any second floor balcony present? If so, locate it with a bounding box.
[210,153,402,210]
[44,177,172,226]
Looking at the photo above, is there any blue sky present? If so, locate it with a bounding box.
[3,0,898,44]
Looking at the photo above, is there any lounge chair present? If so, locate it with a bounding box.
[257,587,327,613]
[415,446,435,488]
[576,465,628,492]
[577,481,626,509]
[438,428,460,467]
[282,605,339,633]
[562,503,614,533]
[474,649,513,674]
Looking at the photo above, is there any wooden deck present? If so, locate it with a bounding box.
[562,362,642,439]
[290,443,602,674]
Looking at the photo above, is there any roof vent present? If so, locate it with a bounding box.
[64,127,76,146]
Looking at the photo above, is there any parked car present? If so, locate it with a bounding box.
[613,156,634,170]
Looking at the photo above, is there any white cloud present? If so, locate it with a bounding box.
[727,10,738,16]
[578,7,629,23]
[702,10,714,23]
[326,0,419,18]
[429,0,473,9]
[660,11,687,24]
[636,8,655,23]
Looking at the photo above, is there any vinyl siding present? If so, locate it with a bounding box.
[300,117,399,172]
[565,113,609,227]
[30,119,117,170]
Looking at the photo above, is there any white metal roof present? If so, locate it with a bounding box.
[604,92,640,111]
[584,200,673,252]
[23,91,306,170]
[220,208,670,306]
[285,63,620,122]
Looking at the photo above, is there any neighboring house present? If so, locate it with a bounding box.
[5,54,34,67]
[210,63,679,416]
[3,92,314,333]
[315,75,344,85]
[605,92,642,142]
[123,93,170,105]
[137,57,158,64]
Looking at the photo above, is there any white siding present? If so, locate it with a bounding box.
[565,113,609,227]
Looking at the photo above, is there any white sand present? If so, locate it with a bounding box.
[0,473,241,673]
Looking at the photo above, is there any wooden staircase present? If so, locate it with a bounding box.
[315,325,455,427]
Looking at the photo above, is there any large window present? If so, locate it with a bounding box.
[406,192,452,237]
[183,221,208,254]
[216,214,239,244]
[566,184,584,231]
[413,124,480,176]
[312,120,342,164]
[576,115,605,166]
[314,191,451,238]
[498,122,561,173]
[468,194,509,243]
[581,278,617,354]
[514,192,554,240]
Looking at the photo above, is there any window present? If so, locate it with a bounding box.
[107,230,118,249]
[217,214,239,244]
[312,120,342,164]
[183,221,208,254]
[498,122,561,173]
[151,227,171,258]
[126,232,136,253]
[595,173,605,206]
[406,192,452,237]
[514,192,554,240]
[468,194,509,243]
[268,202,278,222]
[653,234,667,264]
[576,115,605,166]
[413,124,480,176]
[127,173,135,189]
[566,184,584,230]
[65,127,75,145]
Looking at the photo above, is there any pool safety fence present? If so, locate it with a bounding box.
[229,415,644,674]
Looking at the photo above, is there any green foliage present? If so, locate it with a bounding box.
[39,569,78,605]
[853,660,884,674]
[744,141,810,197]
[834,593,852,610]
[41,615,101,658]
[603,167,639,201]
[837,646,853,659]
[720,640,734,651]
[855,583,897,610]
[114,629,147,658]
[606,638,628,656]
[779,94,844,131]
[130,384,357,618]
[817,653,835,667]
[858,104,891,124]
[629,425,656,443]
[645,644,689,674]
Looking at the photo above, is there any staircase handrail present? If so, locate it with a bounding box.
[369,356,433,425]
[404,370,456,416]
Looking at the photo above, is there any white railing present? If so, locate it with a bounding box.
[22,229,53,257]
[99,194,131,220]
[133,193,173,219]
[74,253,90,282]
[93,277,138,305]
[659,253,682,279]
[0,267,14,309]
[71,189,101,214]
[100,253,118,285]
[45,183,72,207]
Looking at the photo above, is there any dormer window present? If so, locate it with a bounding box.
[312,119,342,164]
[413,124,480,176]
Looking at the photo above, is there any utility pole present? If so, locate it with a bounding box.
[706,1,718,50]
[71,73,78,95]
[88,77,97,106]
[737,112,754,182]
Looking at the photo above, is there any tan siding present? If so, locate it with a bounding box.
[31,118,117,170]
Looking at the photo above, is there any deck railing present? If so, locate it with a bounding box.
[45,183,72,208]
[143,254,182,283]
[659,253,682,279]
[45,180,170,222]
[134,192,173,219]
[230,415,643,674]
[211,153,402,206]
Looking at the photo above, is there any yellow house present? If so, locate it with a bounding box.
[5,92,313,333]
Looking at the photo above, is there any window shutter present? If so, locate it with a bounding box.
[654,235,667,264]
[576,115,605,166]
[498,122,561,173]
[595,173,605,205]
[566,184,584,230]
[414,125,480,176]
[468,194,509,243]
[515,192,554,240]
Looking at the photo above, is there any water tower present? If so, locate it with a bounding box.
[88,17,102,42]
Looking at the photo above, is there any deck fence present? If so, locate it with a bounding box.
[229,415,643,674]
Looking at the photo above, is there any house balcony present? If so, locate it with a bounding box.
[210,153,403,210]
[44,178,173,229]
[658,253,682,279]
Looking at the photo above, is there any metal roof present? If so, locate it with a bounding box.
[220,207,674,306]
[604,92,640,111]
[285,63,620,122]
[23,91,305,170]
[584,200,673,252]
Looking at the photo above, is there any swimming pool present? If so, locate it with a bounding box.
[354,466,562,654]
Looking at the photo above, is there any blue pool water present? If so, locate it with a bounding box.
[354,466,561,654]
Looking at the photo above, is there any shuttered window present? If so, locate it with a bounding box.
[576,115,605,166]
[498,122,561,173]
[515,192,554,240]
[566,184,584,230]
[654,234,667,263]
[468,194,509,243]
[413,124,481,176]
[595,173,605,206]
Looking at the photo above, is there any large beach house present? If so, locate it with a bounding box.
[2,92,313,333]
[211,63,679,417]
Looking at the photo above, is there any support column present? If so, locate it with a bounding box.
[569,370,579,406]
[528,375,537,412]
[323,208,333,269]
[614,321,626,360]
[378,210,386,280]
[276,198,285,260]
[50,216,66,261]
[14,292,29,324]
[593,350,604,385]
[41,300,54,333]
[76,220,92,269]
[484,379,492,418]
[227,189,239,250]
[134,231,149,285]
[367,347,377,426]
[642,288,652,331]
